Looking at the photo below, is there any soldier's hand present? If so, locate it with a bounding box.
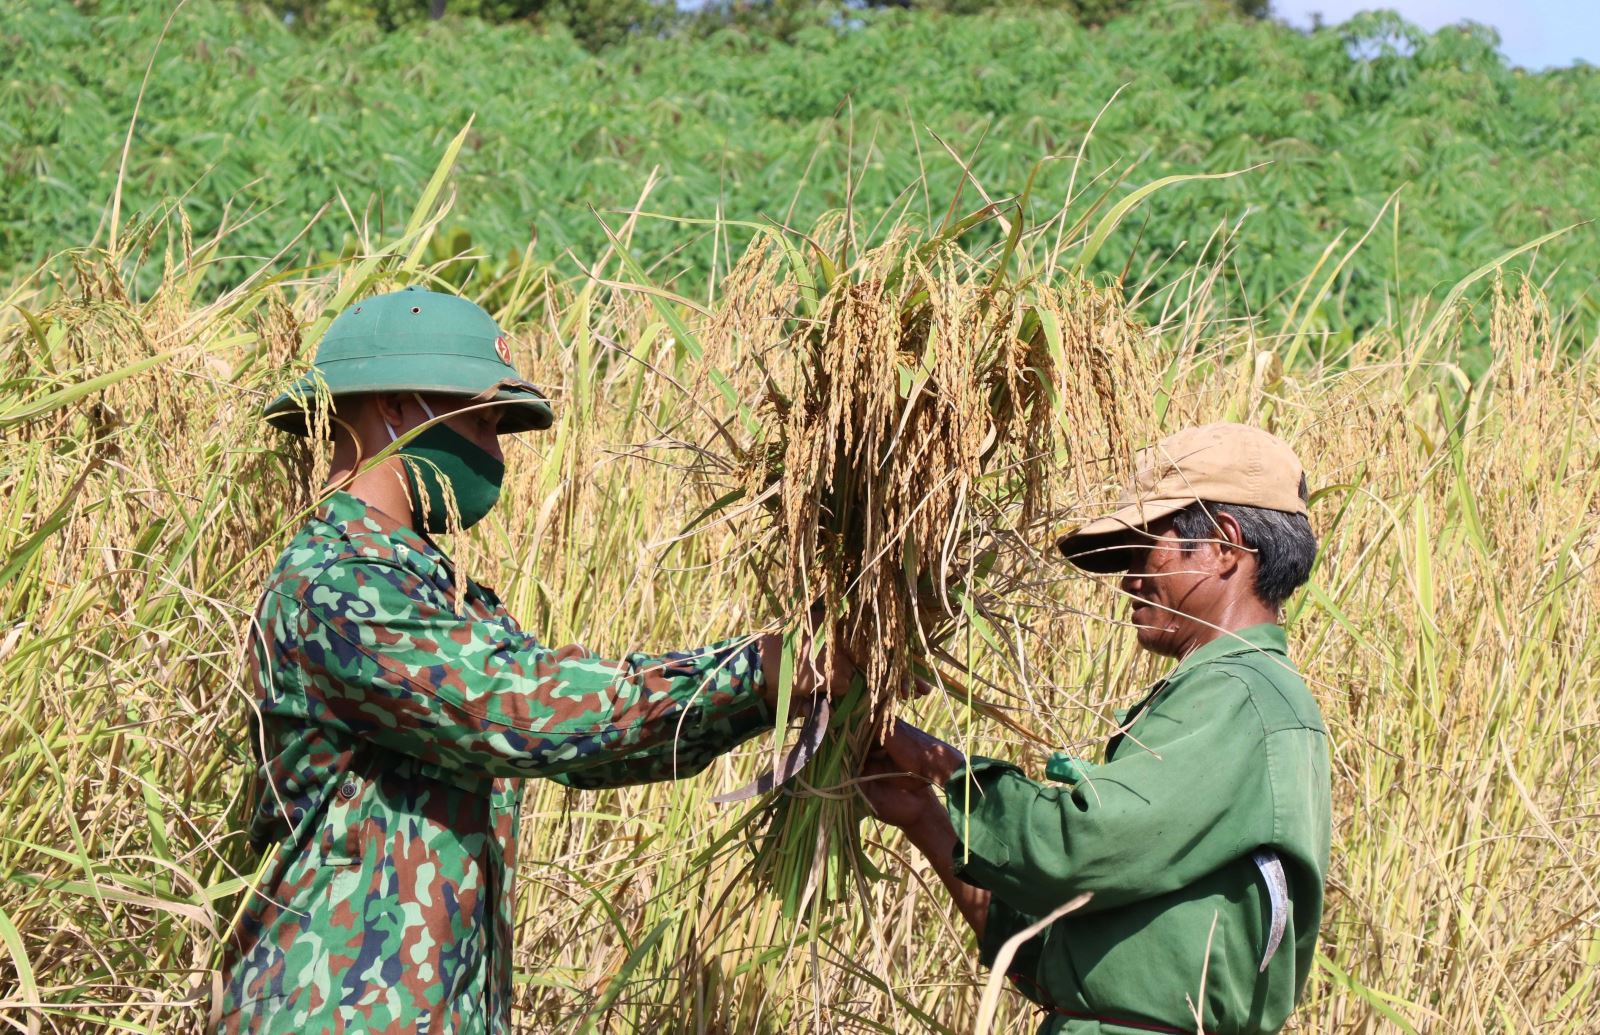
[757,629,856,709]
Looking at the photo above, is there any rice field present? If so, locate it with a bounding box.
[2,138,1598,1035]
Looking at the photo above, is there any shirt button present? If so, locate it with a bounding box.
[338,778,358,800]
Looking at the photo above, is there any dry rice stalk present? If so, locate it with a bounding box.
[715,227,1152,915]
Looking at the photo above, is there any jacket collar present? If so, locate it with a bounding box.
[312,490,511,618]
[1170,622,1288,679]
[1105,624,1288,761]
[313,490,454,575]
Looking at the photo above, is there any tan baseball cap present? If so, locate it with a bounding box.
[1058,422,1308,573]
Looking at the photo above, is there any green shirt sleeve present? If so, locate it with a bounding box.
[286,557,768,781]
[944,669,1272,917]
[975,899,1048,993]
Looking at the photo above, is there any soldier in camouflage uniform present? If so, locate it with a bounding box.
[219,288,811,1033]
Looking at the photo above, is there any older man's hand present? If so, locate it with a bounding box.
[857,751,941,831]
[879,719,966,786]
[858,726,993,940]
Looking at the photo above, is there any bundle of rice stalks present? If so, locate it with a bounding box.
[708,219,1153,917]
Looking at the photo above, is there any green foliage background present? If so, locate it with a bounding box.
[278,0,1270,44]
[277,0,673,48]
[3,0,1597,333]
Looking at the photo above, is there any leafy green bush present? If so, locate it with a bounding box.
[2,0,1595,334]
[852,0,1269,23]
[273,0,671,48]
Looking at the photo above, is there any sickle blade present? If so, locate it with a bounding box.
[1252,848,1290,973]
[710,695,832,805]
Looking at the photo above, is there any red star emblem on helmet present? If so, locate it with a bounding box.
[494,335,512,364]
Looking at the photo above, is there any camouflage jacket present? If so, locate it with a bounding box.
[219,491,769,1033]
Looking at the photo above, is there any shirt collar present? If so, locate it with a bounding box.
[1170,622,1287,679]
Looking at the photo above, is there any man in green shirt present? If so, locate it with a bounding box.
[219,287,841,1033]
[861,423,1332,1034]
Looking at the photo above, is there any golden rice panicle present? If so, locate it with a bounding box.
[1029,279,1152,499]
[733,228,1152,733]
[708,223,1162,916]
[705,235,801,369]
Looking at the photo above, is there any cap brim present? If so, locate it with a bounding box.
[264,376,554,437]
[1056,498,1196,573]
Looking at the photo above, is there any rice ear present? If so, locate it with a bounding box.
[717,221,1153,913]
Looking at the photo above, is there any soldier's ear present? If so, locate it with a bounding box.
[368,393,409,432]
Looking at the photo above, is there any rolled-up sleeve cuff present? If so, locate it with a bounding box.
[943,756,1026,886]
[720,690,773,745]
[696,635,773,745]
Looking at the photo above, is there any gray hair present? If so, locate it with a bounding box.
[1170,482,1317,606]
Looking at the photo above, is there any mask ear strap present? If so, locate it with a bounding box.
[386,395,435,443]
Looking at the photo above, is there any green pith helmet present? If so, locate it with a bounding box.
[264,286,555,436]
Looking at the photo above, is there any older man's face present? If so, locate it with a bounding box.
[1118,515,1227,658]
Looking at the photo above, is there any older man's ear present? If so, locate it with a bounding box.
[1212,510,1251,578]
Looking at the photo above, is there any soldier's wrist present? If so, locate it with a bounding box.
[756,633,781,706]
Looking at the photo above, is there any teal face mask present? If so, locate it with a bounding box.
[386,396,504,533]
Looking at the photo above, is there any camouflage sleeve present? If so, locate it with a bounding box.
[288,558,769,780]
[547,700,771,789]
